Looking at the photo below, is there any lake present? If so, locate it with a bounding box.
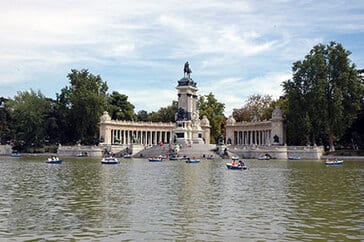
[0,156,363,241]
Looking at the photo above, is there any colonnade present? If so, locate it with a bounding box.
[233,130,272,146]
[110,129,172,146]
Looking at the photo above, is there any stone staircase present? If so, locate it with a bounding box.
[177,144,217,158]
[133,144,170,158]
[133,143,219,159]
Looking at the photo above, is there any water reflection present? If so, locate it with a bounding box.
[285,161,363,241]
[0,157,362,240]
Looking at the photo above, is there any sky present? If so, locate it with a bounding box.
[1,0,364,116]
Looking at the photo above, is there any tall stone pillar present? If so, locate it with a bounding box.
[99,111,112,144]
[270,107,285,145]
[173,62,208,145]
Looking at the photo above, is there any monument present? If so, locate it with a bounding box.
[172,62,209,145]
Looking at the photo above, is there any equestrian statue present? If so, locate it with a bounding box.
[184,61,192,78]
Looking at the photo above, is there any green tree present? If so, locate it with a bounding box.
[198,93,225,143]
[233,94,273,122]
[6,90,49,151]
[283,42,363,150]
[43,98,59,146]
[137,101,178,122]
[55,87,73,144]
[107,91,136,121]
[0,97,10,144]
[157,101,178,123]
[339,69,364,149]
[57,69,108,145]
[137,110,149,122]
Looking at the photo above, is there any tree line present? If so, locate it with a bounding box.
[0,41,363,152]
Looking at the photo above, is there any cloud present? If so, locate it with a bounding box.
[120,88,176,113]
[0,0,363,114]
[199,71,291,115]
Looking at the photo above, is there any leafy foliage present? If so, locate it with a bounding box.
[233,94,273,122]
[107,91,136,121]
[6,90,50,151]
[137,101,178,122]
[57,69,108,145]
[198,93,225,143]
[283,42,363,150]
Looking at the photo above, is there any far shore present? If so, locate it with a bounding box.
[2,153,364,160]
[321,155,364,160]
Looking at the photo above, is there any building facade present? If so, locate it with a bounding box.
[225,107,285,146]
[99,62,211,146]
[99,111,174,146]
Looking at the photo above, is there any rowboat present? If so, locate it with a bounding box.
[186,158,200,163]
[258,156,270,160]
[226,162,247,170]
[288,156,301,160]
[325,159,344,166]
[11,153,22,158]
[148,157,163,162]
[46,157,63,164]
[123,154,132,158]
[101,157,120,164]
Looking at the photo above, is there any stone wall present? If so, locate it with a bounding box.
[57,145,104,157]
[229,145,324,160]
[0,145,12,155]
[287,146,324,160]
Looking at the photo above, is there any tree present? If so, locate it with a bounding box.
[283,42,363,151]
[107,91,136,121]
[6,90,49,151]
[198,93,225,143]
[57,69,108,145]
[137,110,149,122]
[232,94,273,122]
[339,69,364,149]
[0,97,11,145]
[136,101,178,122]
[150,101,177,122]
[43,98,60,146]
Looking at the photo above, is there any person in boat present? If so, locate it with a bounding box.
[231,160,236,166]
[238,160,245,167]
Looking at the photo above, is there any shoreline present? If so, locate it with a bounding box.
[2,153,364,160]
[321,155,364,160]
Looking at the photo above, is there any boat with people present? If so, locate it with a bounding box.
[11,153,22,158]
[226,160,247,170]
[258,155,270,160]
[123,154,132,158]
[206,155,215,160]
[101,156,120,164]
[186,157,200,163]
[46,156,63,164]
[148,156,163,162]
[288,156,301,160]
[325,159,344,166]
[76,152,88,157]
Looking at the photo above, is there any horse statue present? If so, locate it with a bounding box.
[184,61,192,78]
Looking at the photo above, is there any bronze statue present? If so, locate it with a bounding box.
[184,61,192,78]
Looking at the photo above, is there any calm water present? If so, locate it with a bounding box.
[0,156,363,241]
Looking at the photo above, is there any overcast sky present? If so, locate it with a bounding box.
[1,0,363,115]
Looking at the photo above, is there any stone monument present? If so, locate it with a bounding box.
[172,62,209,145]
